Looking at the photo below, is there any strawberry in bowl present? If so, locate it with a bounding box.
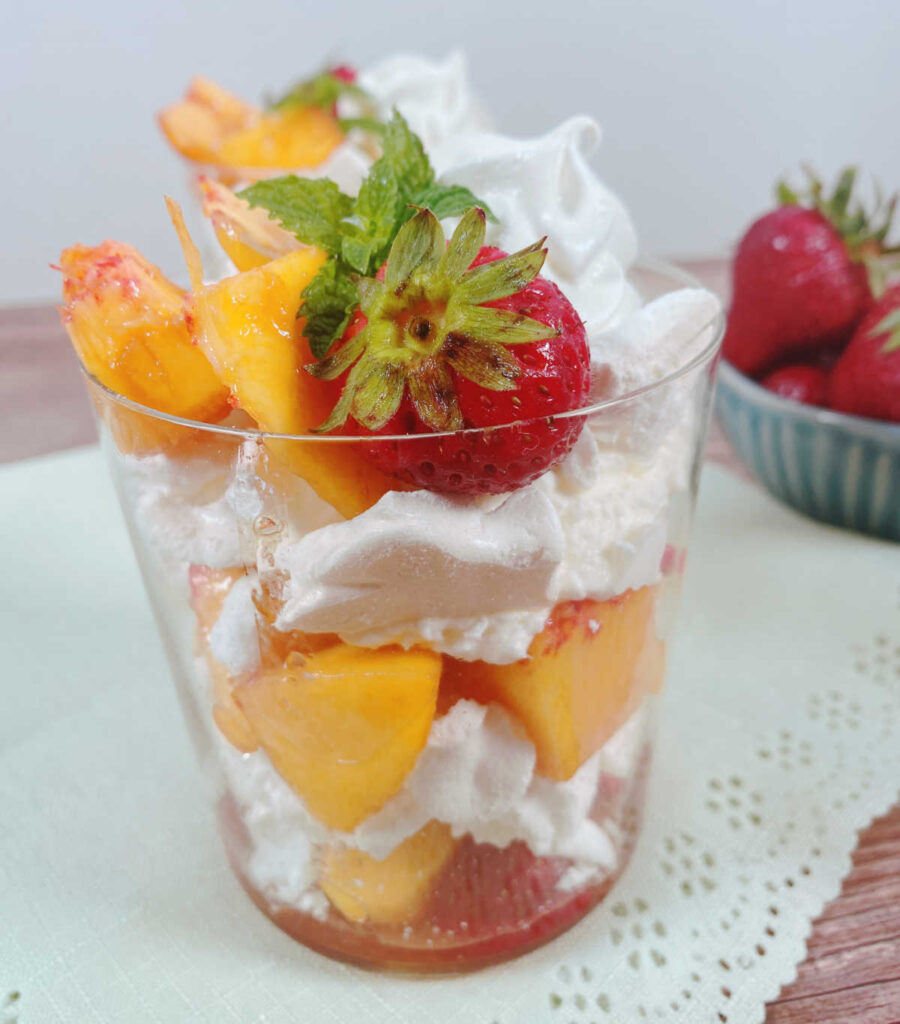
[716,167,900,540]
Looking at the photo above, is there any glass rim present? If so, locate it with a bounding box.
[82,257,725,445]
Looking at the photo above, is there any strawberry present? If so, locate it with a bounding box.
[829,284,900,423]
[309,206,590,494]
[722,169,897,376]
[760,363,829,406]
[330,65,357,84]
[424,837,574,939]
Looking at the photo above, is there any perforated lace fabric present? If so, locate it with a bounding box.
[2,451,898,1024]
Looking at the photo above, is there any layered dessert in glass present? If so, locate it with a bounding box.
[60,92,723,970]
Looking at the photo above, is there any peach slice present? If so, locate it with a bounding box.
[189,564,259,753]
[198,176,301,271]
[59,241,229,453]
[444,587,658,781]
[159,76,343,182]
[187,245,404,517]
[233,644,441,831]
[217,106,344,172]
[319,821,458,925]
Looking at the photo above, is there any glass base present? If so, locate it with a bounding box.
[217,746,650,973]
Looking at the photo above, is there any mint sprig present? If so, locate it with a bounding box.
[268,68,370,114]
[239,110,495,359]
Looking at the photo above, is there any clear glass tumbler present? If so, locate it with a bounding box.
[83,262,723,971]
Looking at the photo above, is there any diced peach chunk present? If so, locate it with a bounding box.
[59,241,229,452]
[233,644,441,831]
[445,587,658,781]
[188,248,405,517]
[319,821,458,925]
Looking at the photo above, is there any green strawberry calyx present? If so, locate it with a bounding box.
[874,307,900,354]
[306,206,557,433]
[776,166,900,294]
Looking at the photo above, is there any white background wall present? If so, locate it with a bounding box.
[4,0,899,303]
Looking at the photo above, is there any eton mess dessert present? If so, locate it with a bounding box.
[60,74,722,969]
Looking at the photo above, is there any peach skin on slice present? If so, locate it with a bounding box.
[444,587,658,782]
[233,644,441,832]
[187,246,404,517]
[59,241,229,453]
[189,564,259,753]
[198,176,301,271]
[319,821,458,925]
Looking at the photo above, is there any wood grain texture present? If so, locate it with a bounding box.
[1,268,898,1023]
[0,304,96,463]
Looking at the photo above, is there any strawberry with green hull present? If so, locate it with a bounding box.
[240,112,592,496]
[309,207,591,494]
[829,285,900,423]
[723,168,898,376]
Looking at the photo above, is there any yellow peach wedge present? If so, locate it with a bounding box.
[159,76,343,183]
[445,587,658,782]
[233,644,442,832]
[168,203,404,517]
[319,822,458,925]
[58,240,229,453]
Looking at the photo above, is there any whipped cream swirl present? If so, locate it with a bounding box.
[431,116,640,337]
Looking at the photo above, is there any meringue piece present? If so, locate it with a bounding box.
[588,288,722,458]
[274,487,564,639]
[536,430,669,605]
[354,699,618,868]
[430,116,639,337]
[208,573,260,675]
[358,51,491,150]
[124,439,263,574]
[590,287,721,400]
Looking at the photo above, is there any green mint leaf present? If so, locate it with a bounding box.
[413,182,497,223]
[268,70,369,113]
[341,159,400,274]
[239,176,352,255]
[338,116,386,137]
[381,110,434,203]
[300,258,360,359]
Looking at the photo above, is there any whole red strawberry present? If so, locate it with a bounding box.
[829,284,900,423]
[722,169,895,376]
[760,363,829,406]
[309,207,590,494]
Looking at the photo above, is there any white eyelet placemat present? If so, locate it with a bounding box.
[1,446,898,1024]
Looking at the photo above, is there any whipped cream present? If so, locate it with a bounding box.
[223,699,649,909]
[358,51,491,151]
[431,116,640,338]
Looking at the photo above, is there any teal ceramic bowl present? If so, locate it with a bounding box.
[716,360,900,541]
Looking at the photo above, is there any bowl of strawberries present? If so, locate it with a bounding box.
[716,168,900,541]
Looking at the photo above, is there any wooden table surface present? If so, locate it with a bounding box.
[3,275,899,1023]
